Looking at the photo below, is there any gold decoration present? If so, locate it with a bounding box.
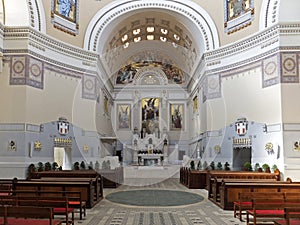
[83,145,89,152]
[34,141,42,151]
[265,142,273,152]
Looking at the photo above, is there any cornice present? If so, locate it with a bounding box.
[204,24,280,62]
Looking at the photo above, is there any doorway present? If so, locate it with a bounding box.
[232,147,251,170]
[54,147,72,170]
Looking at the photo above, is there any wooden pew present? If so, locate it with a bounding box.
[0,189,86,220]
[15,196,74,225]
[29,171,103,202]
[0,205,63,225]
[12,179,97,208]
[274,207,300,225]
[207,170,280,199]
[233,192,286,221]
[211,178,278,203]
[246,198,300,225]
[219,182,300,210]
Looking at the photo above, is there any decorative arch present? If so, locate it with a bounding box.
[3,0,46,32]
[132,66,168,86]
[259,0,280,30]
[84,0,219,54]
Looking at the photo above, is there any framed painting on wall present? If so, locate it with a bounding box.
[170,103,184,130]
[117,104,131,130]
[224,0,254,34]
[51,0,79,35]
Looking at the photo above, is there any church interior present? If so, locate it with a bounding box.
[0,0,300,224]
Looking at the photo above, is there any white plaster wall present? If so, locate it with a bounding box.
[4,0,29,26]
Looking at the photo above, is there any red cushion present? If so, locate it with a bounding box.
[255,209,284,215]
[68,201,80,204]
[54,207,74,213]
[4,218,62,225]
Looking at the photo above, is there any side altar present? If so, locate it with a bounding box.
[132,127,168,166]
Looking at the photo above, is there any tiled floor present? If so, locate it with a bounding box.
[74,178,245,225]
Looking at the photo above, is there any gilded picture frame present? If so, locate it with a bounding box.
[117,104,131,130]
[224,0,254,34]
[51,0,79,35]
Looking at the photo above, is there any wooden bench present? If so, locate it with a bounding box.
[0,189,86,220]
[219,182,300,210]
[12,179,98,208]
[246,197,300,225]
[207,170,280,199]
[0,205,63,225]
[29,171,103,203]
[211,178,278,203]
[234,192,286,221]
[15,195,74,225]
[274,207,300,225]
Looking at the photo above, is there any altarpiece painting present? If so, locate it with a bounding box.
[170,104,184,130]
[118,104,131,130]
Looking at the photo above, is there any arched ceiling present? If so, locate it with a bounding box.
[101,10,198,79]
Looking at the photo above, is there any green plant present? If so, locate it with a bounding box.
[210,161,215,170]
[217,162,223,170]
[190,160,195,170]
[262,163,270,172]
[44,162,51,171]
[224,162,230,170]
[272,164,278,172]
[243,162,252,171]
[197,161,202,170]
[73,162,80,170]
[37,162,44,172]
[27,163,36,179]
[52,162,58,171]
[80,161,86,170]
[254,163,260,171]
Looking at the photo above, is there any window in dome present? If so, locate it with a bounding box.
[121,34,128,42]
[160,28,168,35]
[133,28,141,35]
[147,35,154,40]
[147,27,155,33]
[134,37,141,42]
[174,34,180,41]
[160,37,167,42]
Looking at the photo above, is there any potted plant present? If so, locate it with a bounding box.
[52,162,58,171]
[190,160,195,170]
[262,163,270,173]
[243,162,252,171]
[37,162,44,172]
[80,161,86,170]
[27,163,36,179]
[73,162,80,170]
[254,163,260,172]
[224,162,230,171]
[44,162,51,171]
[210,161,215,170]
[197,160,202,170]
[217,162,223,170]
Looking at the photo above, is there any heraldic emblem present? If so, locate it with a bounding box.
[57,117,69,135]
[235,118,248,136]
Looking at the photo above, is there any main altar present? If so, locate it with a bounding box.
[132,128,168,166]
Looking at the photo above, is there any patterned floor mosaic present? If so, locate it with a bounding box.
[74,178,245,225]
